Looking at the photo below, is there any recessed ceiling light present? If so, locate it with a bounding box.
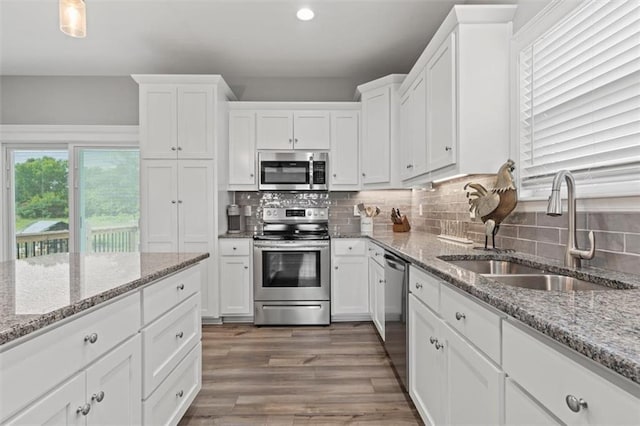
[296,8,315,21]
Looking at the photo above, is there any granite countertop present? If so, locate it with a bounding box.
[0,252,209,347]
[336,231,640,385]
[219,231,255,239]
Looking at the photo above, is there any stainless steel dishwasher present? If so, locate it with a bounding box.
[383,252,409,391]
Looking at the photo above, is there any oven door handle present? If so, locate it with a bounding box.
[254,243,329,250]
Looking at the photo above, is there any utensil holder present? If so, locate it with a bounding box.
[361,217,373,234]
[393,216,411,233]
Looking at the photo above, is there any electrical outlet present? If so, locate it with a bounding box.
[419,204,423,216]
[353,205,360,216]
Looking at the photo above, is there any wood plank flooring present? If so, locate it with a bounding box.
[179,322,422,425]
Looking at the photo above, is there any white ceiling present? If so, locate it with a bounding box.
[0,0,504,84]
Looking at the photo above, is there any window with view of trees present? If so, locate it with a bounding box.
[10,147,139,259]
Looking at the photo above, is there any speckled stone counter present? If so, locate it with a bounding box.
[219,232,255,239]
[0,252,209,346]
[335,231,640,385]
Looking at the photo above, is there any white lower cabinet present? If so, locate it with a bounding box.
[5,335,141,426]
[368,249,385,341]
[331,239,368,321]
[219,239,253,318]
[503,321,640,426]
[505,378,561,426]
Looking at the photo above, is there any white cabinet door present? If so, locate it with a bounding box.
[369,259,385,341]
[293,111,330,150]
[427,33,456,172]
[361,87,391,184]
[399,92,413,180]
[140,85,178,159]
[256,111,293,150]
[505,378,561,426]
[5,374,85,426]
[331,255,368,316]
[330,111,360,189]
[85,335,141,426]
[444,322,503,426]
[177,161,213,253]
[409,294,445,426]
[141,160,178,252]
[220,256,252,315]
[177,86,213,159]
[409,71,427,176]
[229,111,256,186]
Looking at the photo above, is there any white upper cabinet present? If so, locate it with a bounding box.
[330,111,360,190]
[400,70,427,181]
[228,111,257,188]
[427,33,456,172]
[256,110,331,150]
[357,75,404,189]
[256,111,293,150]
[138,84,214,159]
[397,5,515,182]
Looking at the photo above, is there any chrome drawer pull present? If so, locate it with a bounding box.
[84,333,98,344]
[176,331,184,339]
[91,391,105,403]
[455,312,466,321]
[435,341,444,350]
[566,395,587,412]
[176,390,184,398]
[429,336,436,344]
[76,403,91,415]
[415,282,423,289]
[177,284,185,290]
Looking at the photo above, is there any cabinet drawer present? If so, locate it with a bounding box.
[0,293,140,422]
[142,265,200,325]
[440,284,502,363]
[219,239,251,256]
[142,293,201,398]
[143,342,202,426]
[368,242,385,266]
[505,377,561,425]
[409,265,440,313]
[333,239,366,256]
[503,322,640,425]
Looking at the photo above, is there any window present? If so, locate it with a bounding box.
[4,145,139,259]
[517,0,640,198]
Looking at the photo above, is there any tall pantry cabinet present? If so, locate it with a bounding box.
[133,75,237,319]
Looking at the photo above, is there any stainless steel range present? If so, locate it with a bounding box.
[253,207,330,325]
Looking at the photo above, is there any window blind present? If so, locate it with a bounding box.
[518,0,640,196]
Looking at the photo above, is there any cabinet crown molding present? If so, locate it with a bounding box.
[131,74,237,100]
[355,74,406,100]
[229,101,361,111]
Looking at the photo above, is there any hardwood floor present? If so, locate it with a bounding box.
[179,322,422,425]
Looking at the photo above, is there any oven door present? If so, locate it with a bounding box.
[254,241,330,301]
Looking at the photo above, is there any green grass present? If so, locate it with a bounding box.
[15,215,138,233]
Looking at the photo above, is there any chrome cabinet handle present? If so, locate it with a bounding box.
[84,333,98,344]
[289,138,293,144]
[244,265,249,269]
[333,173,337,177]
[334,266,339,270]
[445,146,452,151]
[176,331,184,339]
[250,173,254,177]
[171,146,177,151]
[176,390,184,398]
[406,164,413,169]
[171,200,177,204]
[177,283,185,290]
[348,247,352,250]
[435,341,444,350]
[91,391,105,403]
[76,403,91,415]
[429,336,436,344]
[232,247,237,250]
[379,279,384,284]
[177,146,182,151]
[455,312,466,321]
[362,173,366,177]
[566,395,588,412]
[294,138,298,143]
[415,282,423,289]
[178,200,183,204]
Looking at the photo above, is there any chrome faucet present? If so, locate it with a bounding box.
[546,170,595,268]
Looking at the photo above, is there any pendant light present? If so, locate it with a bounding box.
[59,0,86,38]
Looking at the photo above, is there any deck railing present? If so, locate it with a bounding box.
[16,226,139,259]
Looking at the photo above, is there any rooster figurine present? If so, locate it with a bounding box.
[464,159,518,250]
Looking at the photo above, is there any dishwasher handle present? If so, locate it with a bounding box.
[384,254,406,272]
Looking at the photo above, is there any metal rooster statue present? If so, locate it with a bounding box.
[464,159,518,250]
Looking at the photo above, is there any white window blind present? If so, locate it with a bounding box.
[518,0,640,197]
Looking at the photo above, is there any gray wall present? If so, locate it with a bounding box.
[0,76,140,125]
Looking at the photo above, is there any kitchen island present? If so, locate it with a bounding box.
[0,252,208,424]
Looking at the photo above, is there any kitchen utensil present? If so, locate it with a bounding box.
[374,207,381,217]
[365,206,374,217]
[391,209,398,223]
[357,203,366,215]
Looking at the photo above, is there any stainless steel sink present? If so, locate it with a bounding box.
[445,259,546,275]
[487,274,616,291]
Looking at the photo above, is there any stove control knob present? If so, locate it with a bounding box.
[306,209,312,216]
[320,211,325,216]
[273,211,278,216]
[266,211,272,216]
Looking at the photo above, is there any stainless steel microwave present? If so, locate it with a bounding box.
[258,152,328,191]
